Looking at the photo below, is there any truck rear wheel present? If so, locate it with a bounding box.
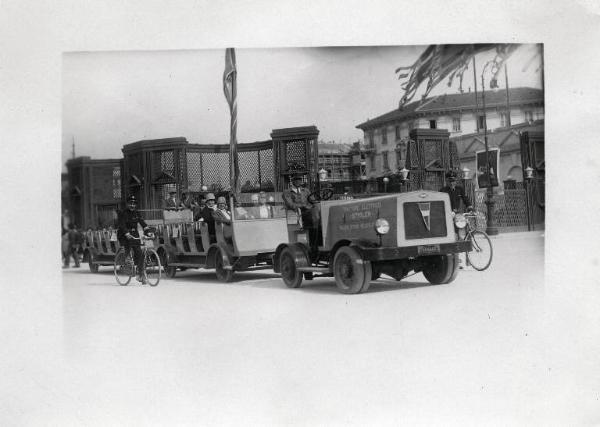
[422,253,459,285]
[333,246,372,294]
[280,248,303,288]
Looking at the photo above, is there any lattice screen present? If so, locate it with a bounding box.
[259,148,274,190]
[153,150,175,180]
[239,150,260,191]
[112,167,121,199]
[187,151,202,191]
[202,152,230,192]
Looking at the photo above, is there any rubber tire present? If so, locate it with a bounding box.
[466,230,493,271]
[333,246,372,294]
[422,253,459,285]
[88,252,99,273]
[215,250,233,283]
[114,249,133,286]
[144,249,161,287]
[280,248,303,288]
[166,266,177,278]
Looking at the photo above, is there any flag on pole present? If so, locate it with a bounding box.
[396,44,520,107]
[223,48,240,194]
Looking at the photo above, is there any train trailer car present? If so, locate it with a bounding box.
[273,190,472,294]
[157,196,289,282]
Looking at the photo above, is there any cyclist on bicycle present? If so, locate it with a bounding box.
[440,171,473,213]
[117,195,151,284]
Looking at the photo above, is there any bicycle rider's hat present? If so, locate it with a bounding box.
[205,193,216,201]
[446,171,458,182]
[216,196,227,205]
[126,195,137,203]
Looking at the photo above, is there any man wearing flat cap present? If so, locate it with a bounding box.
[282,173,312,214]
[439,171,472,213]
[163,189,179,211]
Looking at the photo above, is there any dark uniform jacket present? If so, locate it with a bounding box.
[117,208,148,246]
[439,185,471,213]
[282,186,311,211]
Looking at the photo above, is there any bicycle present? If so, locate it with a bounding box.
[114,232,162,286]
[456,211,493,271]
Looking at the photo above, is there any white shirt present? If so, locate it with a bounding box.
[258,205,270,219]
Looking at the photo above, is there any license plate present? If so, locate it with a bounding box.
[418,244,439,255]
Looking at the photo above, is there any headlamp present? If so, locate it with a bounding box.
[454,213,467,229]
[375,218,390,235]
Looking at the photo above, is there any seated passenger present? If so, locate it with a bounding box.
[212,196,232,225]
[163,190,180,211]
[199,193,217,242]
[255,191,274,219]
[234,201,253,220]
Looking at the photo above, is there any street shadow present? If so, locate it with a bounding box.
[163,269,281,284]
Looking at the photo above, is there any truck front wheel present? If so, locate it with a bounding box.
[333,246,372,294]
[422,253,459,285]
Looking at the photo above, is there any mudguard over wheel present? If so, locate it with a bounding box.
[422,253,459,285]
[333,246,372,294]
[279,247,304,288]
[144,249,161,286]
[215,249,234,282]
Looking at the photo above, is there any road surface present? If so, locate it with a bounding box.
[6,231,598,425]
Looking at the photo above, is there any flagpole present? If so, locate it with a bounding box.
[224,48,240,196]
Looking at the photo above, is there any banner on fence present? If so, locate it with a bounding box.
[476,148,500,188]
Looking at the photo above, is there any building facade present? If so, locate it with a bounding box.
[317,142,353,182]
[356,87,544,180]
[66,156,122,229]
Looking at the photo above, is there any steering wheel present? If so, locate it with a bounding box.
[308,188,334,203]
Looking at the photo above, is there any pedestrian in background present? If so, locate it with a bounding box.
[62,227,70,268]
[66,223,81,268]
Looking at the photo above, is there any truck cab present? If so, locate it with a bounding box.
[274,190,471,294]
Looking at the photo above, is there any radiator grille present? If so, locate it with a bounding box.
[403,201,447,239]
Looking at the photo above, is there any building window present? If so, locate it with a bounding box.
[381,127,388,145]
[368,131,374,148]
[395,125,400,140]
[452,117,461,132]
[383,152,389,170]
[369,154,376,171]
[429,119,437,129]
[396,149,402,167]
[478,115,486,130]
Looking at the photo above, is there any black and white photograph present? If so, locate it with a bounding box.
[2,1,600,425]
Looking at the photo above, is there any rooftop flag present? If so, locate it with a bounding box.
[396,44,520,107]
[223,47,240,194]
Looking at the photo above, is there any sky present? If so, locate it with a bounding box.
[62,44,543,169]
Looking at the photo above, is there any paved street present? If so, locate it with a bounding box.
[46,232,554,425]
[10,230,600,426]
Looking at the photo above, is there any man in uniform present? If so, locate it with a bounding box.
[117,195,151,284]
[283,173,320,256]
[439,171,472,213]
[282,173,312,222]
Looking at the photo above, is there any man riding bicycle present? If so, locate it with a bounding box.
[117,195,152,284]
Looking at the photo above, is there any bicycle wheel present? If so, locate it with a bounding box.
[466,230,493,271]
[114,248,133,286]
[144,249,161,286]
